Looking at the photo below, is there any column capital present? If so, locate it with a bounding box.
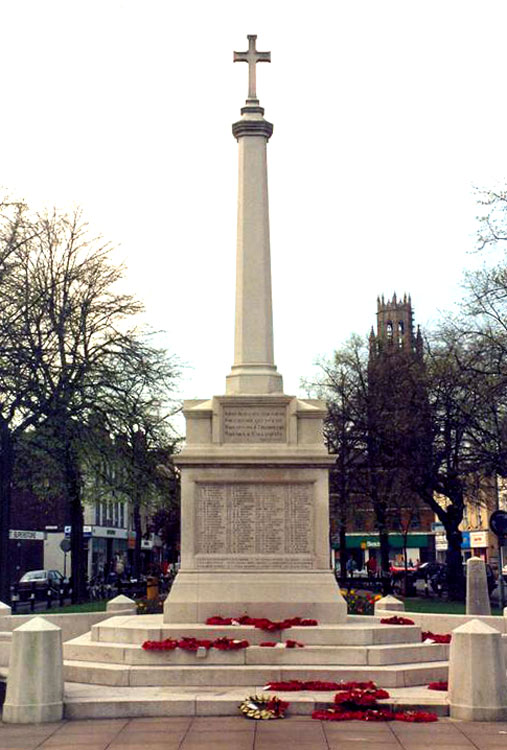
[232,118,273,141]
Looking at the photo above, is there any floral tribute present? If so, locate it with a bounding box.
[428,681,448,691]
[260,640,305,648]
[421,631,452,644]
[239,694,289,720]
[340,589,382,615]
[310,682,438,723]
[142,636,249,652]
[263,680,378,692]
[379,615,415,625]
[206,615,318,631]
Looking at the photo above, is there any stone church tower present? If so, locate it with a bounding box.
[369,292,423,360]
[367,293,432,571]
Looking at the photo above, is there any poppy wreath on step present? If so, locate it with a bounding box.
[263,680,378,692]
[239,694,289,720]
[421,631,452,644]
[310,684,438,723]
[142,636,249,651]
[428,681,448,691]
[206,615,318,631]
[379,615,415,625]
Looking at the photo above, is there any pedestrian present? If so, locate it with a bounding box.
[346,556,357,578]
[366,556,377,580]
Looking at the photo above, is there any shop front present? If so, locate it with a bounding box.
[332,533,432,571]
[434,528,496,564]
[87,527,128,578]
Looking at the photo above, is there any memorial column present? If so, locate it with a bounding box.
[226,35,283,395]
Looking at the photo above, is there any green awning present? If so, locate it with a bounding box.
[332,534,430,550]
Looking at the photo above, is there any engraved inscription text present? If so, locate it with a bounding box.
[195,482,313,569]
[222,406,286,443]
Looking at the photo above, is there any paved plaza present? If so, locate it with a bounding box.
[1,716,507,750]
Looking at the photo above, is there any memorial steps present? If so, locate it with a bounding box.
[62,615,450,703]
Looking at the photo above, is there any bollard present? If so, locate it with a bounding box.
[3,617,63,723]
[374,594,405,616]
[466,556,491,616]
[449,619,507,721]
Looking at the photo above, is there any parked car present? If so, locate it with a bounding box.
[411,562,445,581]
[430,562,497,598]
[16,570,69,601]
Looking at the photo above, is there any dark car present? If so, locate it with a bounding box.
[17,569,68,601]
[430,562,497,598]
[412,562,446,582]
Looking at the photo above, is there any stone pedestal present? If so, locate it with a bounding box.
[3,617,63,723]
[466,556,491,616]
[449,619,507,721]
[164,395,346,623]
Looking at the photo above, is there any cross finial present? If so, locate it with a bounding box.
[233,34,271,101]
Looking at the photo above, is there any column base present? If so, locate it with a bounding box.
[226,366,283,394]
[163,570,347,624]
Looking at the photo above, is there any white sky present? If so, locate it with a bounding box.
[2,0,507,416]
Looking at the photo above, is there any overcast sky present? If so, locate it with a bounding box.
[2,1,506,415]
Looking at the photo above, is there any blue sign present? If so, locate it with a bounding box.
[461,531,470,549]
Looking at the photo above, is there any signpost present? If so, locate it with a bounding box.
[490,510,507,609]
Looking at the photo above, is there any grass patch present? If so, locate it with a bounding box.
[38,601,108,614]
[402,598,502,616]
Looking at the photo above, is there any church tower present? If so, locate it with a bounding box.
[369,293,423,360]
[367,293,431,571]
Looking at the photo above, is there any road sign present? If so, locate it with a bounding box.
[60,538,71,553]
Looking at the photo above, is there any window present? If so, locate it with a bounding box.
[386,321,393,339]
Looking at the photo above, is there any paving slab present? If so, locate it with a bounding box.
[0,717,502,750]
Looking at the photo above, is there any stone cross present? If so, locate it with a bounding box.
[234,34,270,100]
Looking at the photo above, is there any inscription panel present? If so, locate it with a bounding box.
[222,406,286,443]
[195,482,314,569]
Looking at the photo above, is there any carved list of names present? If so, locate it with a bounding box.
[222,406,286,443]
[195,482,314,569]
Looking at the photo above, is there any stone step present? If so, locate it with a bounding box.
[90,615,423,647]
[63,659,448,688]
[62,682,449,719]
[64,631,449,667]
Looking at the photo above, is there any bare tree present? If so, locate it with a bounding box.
[0,206,180,601]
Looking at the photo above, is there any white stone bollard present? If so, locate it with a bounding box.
[106,594,137,615]
[3,617,63,723]
[374,595,405,616]
[466,556,491,615]
[0,600,11,616]
[449,619,507,721]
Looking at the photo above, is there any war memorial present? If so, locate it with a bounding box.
[0,36,507,728]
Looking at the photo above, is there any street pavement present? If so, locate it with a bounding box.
[1,716,507,749]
